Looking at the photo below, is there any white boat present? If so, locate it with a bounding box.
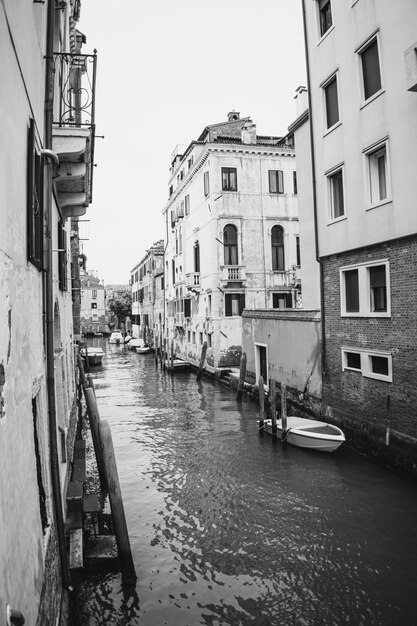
[262,416,345,452]
[80,347,103,366]
[109,331,124,344]
[124,335,132,344]
[127,338,145,350]
[136,346,151,354]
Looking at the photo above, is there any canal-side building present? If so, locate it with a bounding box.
[131,240,165,344]
[0,2,96,623]
[80,271,107,336]
[301,0,417,467]
[242,87,322,407]
[162,112,299,371]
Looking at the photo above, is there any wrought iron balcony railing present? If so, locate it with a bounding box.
[53,51,97,128]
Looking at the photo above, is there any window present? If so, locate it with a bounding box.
[208,294,212,316]
[223,224,238,265]
[340,260,390,317]
[27,118,44,269]
[364,140,390,206]
[324,75,339,129]
[271,225,285,271]
[293,171,298,195]
[91,303,97,309]
[342,347,392,382]
[92,289,97,299]
[204,171,210,197]
[192,332,196,343]
[169,185,173,197]
[208,334,212,348]
[188,156,194,169]
[272,293,292,309]
[296,236,301,267]
[194,241,200,273]
[199,332,203,345]
[225,293,245,316]
[187,331,191,342]
[185,194,190,215]
[327,167,345,220]
[184,299,191,318]
[58,221,67,291]
[171,260,175,284]
[319,0,332,37]
[222,167,237,191]
[359,36,382,101]
[269,170,284,194]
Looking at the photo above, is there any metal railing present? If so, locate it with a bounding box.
[53,51,97,128]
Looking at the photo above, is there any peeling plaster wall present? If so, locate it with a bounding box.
[0,5,77,624]
[242,309,322,398]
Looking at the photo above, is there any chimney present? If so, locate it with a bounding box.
[227,111,240,122]
[241,122,257,145]
[294,85,308,117]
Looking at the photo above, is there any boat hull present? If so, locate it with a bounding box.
[80,348,103,366]
[136,347,151,354]
[263,417,345,452]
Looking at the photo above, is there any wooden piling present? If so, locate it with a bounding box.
[98,419,137,583]
[270,379,277,435]
[258,376,265,430]
[197,341,207,382]
[281,383,288,444]
[160,332,163,370]
[170,340,174,374]
[155,335,159,366]
[163,338,167,371]
[77,353,88,390]
[236,352,247,402]
[84,388,107,488]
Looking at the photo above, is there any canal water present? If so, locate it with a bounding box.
[70,341,417,626]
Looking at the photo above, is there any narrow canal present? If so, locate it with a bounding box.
[70,341,417,626]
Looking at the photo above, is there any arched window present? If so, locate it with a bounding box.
[223,224,238,265]
[271,225,284,271]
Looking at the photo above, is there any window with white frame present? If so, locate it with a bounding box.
[318,0,332,38]
[255,343,268,386]
[327,165,345,220]
[204,171,210,197]
[358,35,382,101]
[340,260,390,317]
[268,170,284,194]
[363,139,390,206]
[342,347,392,382]
[323,74,339,130]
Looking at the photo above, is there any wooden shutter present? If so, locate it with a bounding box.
[27,118,43,268]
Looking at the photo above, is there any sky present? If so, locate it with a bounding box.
[78,0,307,284]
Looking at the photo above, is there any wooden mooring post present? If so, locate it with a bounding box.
[258,376,265,430]
[197,341,207,382]
[159,332,163,370]
[170,340,174,375]
[270,379,277,435]
[236,352,247,403]
[98,420,137,583]
[163,338,167,371]
[281,383,288,444]
[155,334,159,366]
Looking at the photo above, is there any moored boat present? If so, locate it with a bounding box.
[109,331,124,344]
[136,346,151,354]
[80,347,104,366]
[262,416,345,452]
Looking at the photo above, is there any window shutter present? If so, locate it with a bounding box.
[225,295,232,316]
[278,170,284,193]
[269,170,277,193]
[325,77,339,128]
[362,39,381,100]
[238,294,246,316]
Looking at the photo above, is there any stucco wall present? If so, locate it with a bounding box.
[242,309,322,398]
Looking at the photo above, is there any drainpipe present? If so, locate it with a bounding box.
[259,159,268,308]
[44,0,71,589]
[301,0,326,377]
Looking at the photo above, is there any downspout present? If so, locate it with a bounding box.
[44,0,71,589]
[301,0,326,378]
[259,158,268,308]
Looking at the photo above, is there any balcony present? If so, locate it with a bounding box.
[52,51,97,220]
[220,265,247,285]
[186,272,201,291]
[175,312,184,326]
[267,267,301,289]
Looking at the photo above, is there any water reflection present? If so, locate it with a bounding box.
[72,342,417,626]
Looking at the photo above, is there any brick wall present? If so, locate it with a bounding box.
[322,235,417,442]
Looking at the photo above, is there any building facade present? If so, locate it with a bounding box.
[163,112,299,371]
[302,0,417,466]
[80,271,107,335]
[0,1,96,623]
[131,240,165,344]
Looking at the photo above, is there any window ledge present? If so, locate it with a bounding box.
[317,24,335,46]
[323,121,342,137]
[365,198,392,211]
[360,89,385,110]
[327,215,347,226]
[341,313,391,318]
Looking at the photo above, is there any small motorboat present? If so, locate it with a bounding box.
[124,335,132,344]
[109,331,124,344]
[262,416,345,452]
[80,347,103,366]
[127,338,145,350]
[136,346,151,354]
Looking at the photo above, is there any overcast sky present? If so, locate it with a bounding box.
[78,0,307,284]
